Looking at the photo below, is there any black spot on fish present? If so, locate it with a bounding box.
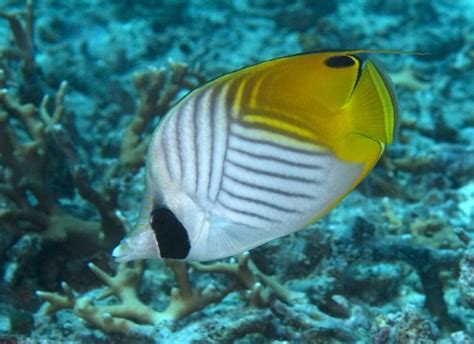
[149,207,190,259]
[324,55,356,68]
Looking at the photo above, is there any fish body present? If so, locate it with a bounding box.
[113,50,397,262]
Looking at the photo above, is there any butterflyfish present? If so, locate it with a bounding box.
[113,50,398,262]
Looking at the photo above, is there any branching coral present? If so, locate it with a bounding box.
[0,61,201,252]
[37,260,223,334]
[190,252,305,307]
[34,227,472,341]
[269,296,370,342]
[36,253,300,334]
[109,62,203,178]
[0,0,35,77]
[0,79,126,251]
[0,1,125,251]
[0,0,200,252]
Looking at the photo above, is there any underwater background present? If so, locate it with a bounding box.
[0,0,474,342]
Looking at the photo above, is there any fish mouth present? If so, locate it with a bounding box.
[111,229,160,262]
[112,239,132,263]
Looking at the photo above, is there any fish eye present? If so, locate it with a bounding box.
[324,55,356,68]
[148,207,191,259]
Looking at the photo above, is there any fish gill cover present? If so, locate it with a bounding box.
[0,0,473,342]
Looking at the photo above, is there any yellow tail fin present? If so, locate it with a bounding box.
[349,60,398,144]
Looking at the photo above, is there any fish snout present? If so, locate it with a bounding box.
[112,228,160,262]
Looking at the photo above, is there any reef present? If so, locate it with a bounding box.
[1,0,474,342]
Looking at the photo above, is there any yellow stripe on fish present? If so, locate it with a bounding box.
[113,50,398,262]
[241,114,319,142]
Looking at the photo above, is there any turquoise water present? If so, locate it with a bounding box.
[0,0,473,342]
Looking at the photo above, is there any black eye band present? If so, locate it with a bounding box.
[324,55,357,68]
[149,207,190,259]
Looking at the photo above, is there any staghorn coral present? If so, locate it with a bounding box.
[111,62,203,177]
[0,79,124,251]
[0,0,35,78]
[0,15,199,252]
[0,62,201,315]
[0,0,124,252]
[32,220,469,340]
[36,260,222,334]
[269,296,371,342]
[0,8,204,307]
[36,252,299,335]
[38,248,424,342]
[189,252,305,307]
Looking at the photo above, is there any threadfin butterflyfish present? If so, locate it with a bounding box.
[113,50,398,262]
